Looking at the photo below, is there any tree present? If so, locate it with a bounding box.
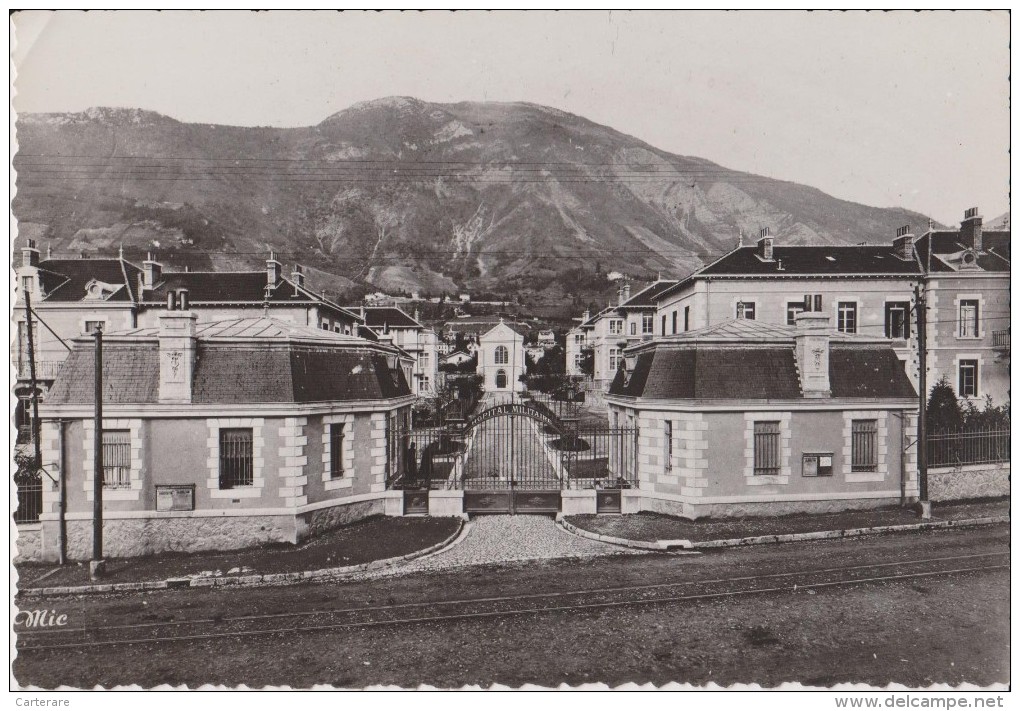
[926,376,963,433]
[579,346,594,378]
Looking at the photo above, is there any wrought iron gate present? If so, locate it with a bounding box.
[389,399,637,515]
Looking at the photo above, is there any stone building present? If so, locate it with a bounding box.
[604,318,919,519]
[476,320,525,392]
[29,308,414,561]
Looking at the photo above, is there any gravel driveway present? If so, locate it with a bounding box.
[393,515,643,574]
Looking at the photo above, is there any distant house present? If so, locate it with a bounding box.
[477,321,526,392]
[33,310,414,561]
[536,329,556,344]
[13,247,363,431]
[359,307,439,396]
[912,208,1010,405]
[605,318,918,519]
[443,349,474,366]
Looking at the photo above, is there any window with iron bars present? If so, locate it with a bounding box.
[102,429,132,488]
[329,423,345,479]
[851,420,878,472]
[663,420,673,473]
[753,421,781,476]
[219,428,254,489]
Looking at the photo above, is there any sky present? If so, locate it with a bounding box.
[10,10,1010,225]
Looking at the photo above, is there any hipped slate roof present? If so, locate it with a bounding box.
[35,258,140,302]
[913,231,1011,273]
[698,245,922,277]
[618,280,679,309]
[45,317,411,406]
[362,307,421,328]
[608,320,916,401]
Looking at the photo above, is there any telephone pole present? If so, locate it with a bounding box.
[24,289,41,469]
[914,284,930,519]
[91,325,106,579]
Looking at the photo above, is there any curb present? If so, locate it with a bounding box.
[20,518,466,598]
[560,514,1009,552]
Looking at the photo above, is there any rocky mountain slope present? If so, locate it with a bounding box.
[13,98,934,304]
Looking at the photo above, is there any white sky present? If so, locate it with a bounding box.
[10,10,1010,225]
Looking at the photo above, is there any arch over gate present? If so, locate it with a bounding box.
[390,398,638,515]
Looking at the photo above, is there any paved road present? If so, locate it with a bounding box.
[13,524,1008,688]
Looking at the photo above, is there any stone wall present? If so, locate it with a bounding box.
[929,463,1010,503]
[683,496,905,520]
[14,525,42,562]
[39,513,298,561]
[299,498,385,541]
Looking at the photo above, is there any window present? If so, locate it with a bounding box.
[629,322,637,336]
[328,423,345,479]
[736,301,756,320]
[574,353,583,369]
[662,314,667,335]
[422,376,431,391]
[609,320,623,335]
[671,311,678,334]
[786,303,804,326]
[101,430,131,488]
[334,324,341,333]
[803,294,823,312]
[575,334,584,344]
[20,276,33,295]
[642,313,654,334]
[752,421,781,476]
[959,360,978,398]
[683,306,690,331]
[663,420,673,473]
[84,320,104,334]
[494,345,509,364]
[885,302,910,339]
[385,414,396,481]
[837,302,857,334]
[321,320,329,330]
[219,428,254,489]
[959,299,979,338]
[418,352,429,368]
[851,420,878,472]
[609,347,622,372]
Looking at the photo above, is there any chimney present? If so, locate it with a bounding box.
[142,252,162,290]
[794,312,831,398]
[757,228,774,261]
[960,207,983,252]
[267,251,282,286]
[157,294,198,403]
[621,283,631,304]
[582,309,591,323]
[21,239,39,268]
[893,225,915,260]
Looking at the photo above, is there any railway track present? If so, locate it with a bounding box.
[15,551,1008,652]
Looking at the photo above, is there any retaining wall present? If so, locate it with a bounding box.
[928,463,1010,503]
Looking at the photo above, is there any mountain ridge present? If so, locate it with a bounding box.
[13,98,936,306]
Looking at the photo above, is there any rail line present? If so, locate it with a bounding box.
[15,552,1008,652]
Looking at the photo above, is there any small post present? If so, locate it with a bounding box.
[91,325,105,579]
[915,284,931,519]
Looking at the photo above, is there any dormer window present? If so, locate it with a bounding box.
[83,279,119,301]
[736,301,756,320]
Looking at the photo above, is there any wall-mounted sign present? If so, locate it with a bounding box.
[156,484,195,512]
[802,453,834,477]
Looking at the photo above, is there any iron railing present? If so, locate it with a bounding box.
[13,359,65,381]
[219,428,254,489]
[992,329,1010,351]
[927,428,1010,467]
[390,419,639,492]
[14,466,43,524]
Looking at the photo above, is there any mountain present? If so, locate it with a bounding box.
[12,98,934,306]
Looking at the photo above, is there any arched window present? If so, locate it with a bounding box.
[495,345,509,365]
[495,369,508,389]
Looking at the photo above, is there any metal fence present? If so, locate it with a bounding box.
[927,428,1010,468]
[14,466,43,524]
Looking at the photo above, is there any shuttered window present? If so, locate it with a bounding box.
[753,421,781,476]
[219,428,254,489]
[851,420,878,472]
[102,430,131,488]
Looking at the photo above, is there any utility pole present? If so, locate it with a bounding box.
[914,284,930,519]
[24,289,41,469]
[91,325,105,579]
